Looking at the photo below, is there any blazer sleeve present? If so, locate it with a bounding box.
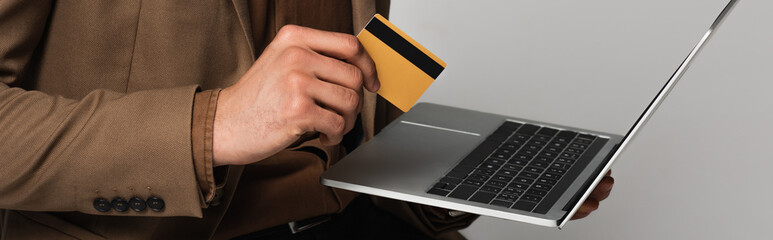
[0,0,205,218]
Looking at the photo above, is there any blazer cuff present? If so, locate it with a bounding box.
[191,88,226,207]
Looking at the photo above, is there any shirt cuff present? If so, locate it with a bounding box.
[191,88,225,207]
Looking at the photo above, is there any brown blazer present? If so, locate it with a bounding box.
[0,0,474,239]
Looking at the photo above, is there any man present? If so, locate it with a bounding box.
[0,0,614,239]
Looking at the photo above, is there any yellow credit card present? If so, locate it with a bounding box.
[357,14,446,112]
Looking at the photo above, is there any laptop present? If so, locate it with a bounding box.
[321,0,737,228]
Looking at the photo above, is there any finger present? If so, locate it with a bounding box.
[303,50,365,95]
[590,176,615,201]
[571,198,599,220]
[307,79,360,132]
[306,106,346,146]
[571,211,590,220]
[574,198,599,220]
[276,25,379,92]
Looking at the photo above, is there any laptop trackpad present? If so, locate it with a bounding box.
[323,121,484,194]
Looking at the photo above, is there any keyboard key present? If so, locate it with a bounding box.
[527,189,548,197]
[428,188,451,196]
[440,177,462,185]
[527,140,547,146]
[531,135,552,142]
[555,131,577,143]
[446,171,469,179]
[463,179,484,187]
[512,200,537,211]
[574,138,593,145]
[487,133,508,142]
[507,139,526,145]
[469,191,496,204]
[516,124,540,135]
[513,154,532,160]
[473,168,496,176]
[508,160,529,168]
[524,167,545,174]
[556,158,575,165]
[480,185,502,193]
[467,174,488,181]
[495,122,521,134]
[480,164,500,171]
[551,162,570,170]
[497,193,519,201]
[458,156,484,167]
[513,177,534,185]
[522,194,542,203]
[539,152,558,158]
[569,143,588,150]
[434,182,457,191]
[508,183,529,190]
[524,145,541,151]
[502,187,524,195]
[518,149,538,156]
[496,169,518,177]
[528,161,549,169]
[492,175,513,182]
[533,183,552,191]
[496,148,516,156]
[556,130,578,138]
[491,153,510,160]
[533,156,553,164]
[533,135,552,142]
[542,172,561,180]
[491,200,514,208]
[577,133,596,141]
[501,143,521,150]
[502,164,522,172]
[448,185,478,200]
[565,148,584,155]
[547,168,566,175]
[548,141,567,148]
[560,152,580,159]
[486,180,507,188]
[484,158,507,165]
[517,171,539,179]
[537,178,557,185]
[537,127,559,137]
[511,133,530,141]
[459,140,499,166]
[544,146,562,153]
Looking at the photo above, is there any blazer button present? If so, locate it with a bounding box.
[111,197,129,212]
[93,198,111,212]
[129,197,146,212]
[147,196,165,211]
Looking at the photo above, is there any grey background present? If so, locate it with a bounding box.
[389,0,773,239]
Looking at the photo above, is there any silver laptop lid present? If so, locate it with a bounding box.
[560,0,739,228]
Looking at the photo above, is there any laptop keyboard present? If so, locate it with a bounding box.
[427,121,601,213]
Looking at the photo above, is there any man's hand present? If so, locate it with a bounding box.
[571,170,614,220]
[213,25,379,166]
